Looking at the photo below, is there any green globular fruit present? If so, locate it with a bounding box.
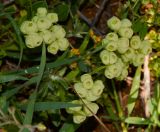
[82,78,94,90]
[83,102,99,117]
[118,27,133,38]
[104,59,123,79]
[66,100,82,114]
[36,7,47,17]
[91,80,104,96]
[47,41,59,54]
[50,25,66,39]
[74,82,87,98]
[102,38,110,47]
[117,37,129,54]
[123,48,135,60]
[105,32,119,41]
[105,40,118,51]
[73,111,86,124]
[85,92,100,101]
[116,67,128,80]
[20,21,38,34]
[80,74,92,82]
[40,30,54,44]
[37,17,52,31]
[100,50,118,65]
[107,16,121,31]
[132,53,145,66]
[120,18,132,28]
[139,40,152,55]
[25,33,43,48]
[130,35,141,49]
[57,38,70,51]
[47,13,58,23]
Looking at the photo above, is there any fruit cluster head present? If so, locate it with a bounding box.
[101,16,152,80]
[20,7,69,54]
[66,74,104,124]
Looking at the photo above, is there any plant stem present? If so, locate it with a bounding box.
[111,80,128,132]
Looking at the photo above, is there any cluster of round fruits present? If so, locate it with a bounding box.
[100,16,152,80]
[66,74,104,124]
[20,7,69,54]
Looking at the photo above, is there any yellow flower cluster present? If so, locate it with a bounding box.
[20,7,69,54]
[66,74,104,124]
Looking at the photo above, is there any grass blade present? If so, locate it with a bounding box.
[127,66,141,115]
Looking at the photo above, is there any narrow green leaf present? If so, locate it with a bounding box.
[36,43,46,89]
[19,102,81,111]
[125,117,150,125]
[65,68,80,81]
[0,74,28,83]
[5,14,24,67]
[127,66,141,115]
[60,122,80,132]
[79,34,90,54]
[54,3,69,21]
[2,76,38,99]
[23,91,36,124]
[4,56,79,76]
[23,44,46,131]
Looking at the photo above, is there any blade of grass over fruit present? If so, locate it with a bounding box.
[125,117,150,125]
[65,68,80,81]
[35,43,46,89]
[2,76,38,99]
[22,91,37,132]
[22,44,46,131]
[0,73,28,83]
[91,66,106,75]
[127,66,141,115]
[5,14,24,68]
[60,121,80,132]
[79,33,90,54]
[19,102,81,111]
[3,56,79,76]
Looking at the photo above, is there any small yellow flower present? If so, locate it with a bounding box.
[70,62,78,69]
[71,48,80,55]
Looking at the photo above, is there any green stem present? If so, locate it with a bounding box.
[111,80,128,132]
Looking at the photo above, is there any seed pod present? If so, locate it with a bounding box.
[74,82,87,98]
[66,100,82,114]
[117,37,129,54]
[105,40,118,51]
[37,17,52,31]
[107,16,121,31]
[120,18,132,28]
[139,40,152,55]
[47,41,59,54]
[105,32,119,41]
[50,25,66,39]
[85,92,100,101]
[130,35,141,49]
[36,7,47,17]
[132,53,145,66]
[118,27,133,38]
[100,50,118,65]
[83,102,99,117]
[47,13,58,23]
[57,38,70,51]
[91,80,104,96]
[40,30,54,44]
[25,33,42,48]
[81,74,92,82]
[123,48,135,60]
[20,21,38,34]
[73,111,86,124]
